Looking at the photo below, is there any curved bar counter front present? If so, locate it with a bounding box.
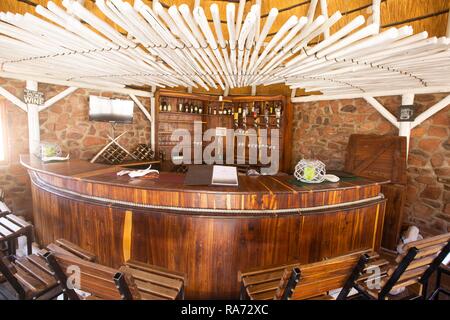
[21,155,387,299]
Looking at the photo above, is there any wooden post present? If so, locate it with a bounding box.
[26,80,40,155]
[400,94,415,155]
[447,8,450,37]
[150,96,156,151]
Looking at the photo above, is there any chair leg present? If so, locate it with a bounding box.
[26,228,33,255]
[7,239,16,256]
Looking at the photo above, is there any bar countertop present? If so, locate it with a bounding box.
[21,154,388,299]
[21,154,386,215]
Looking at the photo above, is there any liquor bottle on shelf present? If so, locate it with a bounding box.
[199,105,203,114]
[264,107,269,128]
[162,99,168,112]
[252,104,258,129]
[233,111,239,129]
[189,102,194,113]
[238,104,242,115]
[167,101,172,112]
[178,100,183,112]
[275,102,282,128]
[194,104,198,114]
[242,106,248,130]
[213,107,217,115]
[269,102,274,115]
[183,100,189,113]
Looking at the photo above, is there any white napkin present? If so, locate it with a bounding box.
[117,165,159,178]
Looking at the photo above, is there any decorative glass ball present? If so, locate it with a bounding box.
[294,159,326,183]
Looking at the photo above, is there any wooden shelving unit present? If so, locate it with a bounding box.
[155,89,291,172]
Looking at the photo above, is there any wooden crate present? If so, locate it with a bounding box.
[345,134,407,250]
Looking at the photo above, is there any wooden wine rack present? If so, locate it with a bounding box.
[155,89,292,172]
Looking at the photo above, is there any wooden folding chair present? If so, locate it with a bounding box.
[353,232,450,300]
[0,239,95,300]
[239,250,382,300]
[429,263,449,300]
[44,239,185,300]
[0,201,34,256]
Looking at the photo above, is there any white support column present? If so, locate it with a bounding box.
[150,97,156,151]
[251,85,257,96]
[26,80,40,155]
[399,94,415,154]
[447,8,450,37]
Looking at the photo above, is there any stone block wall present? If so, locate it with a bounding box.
[0,78,151,220]
[292,94,450,235]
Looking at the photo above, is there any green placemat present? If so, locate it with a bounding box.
[288,175,358,187]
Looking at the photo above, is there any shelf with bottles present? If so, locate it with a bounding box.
[161,120,207,124]
[159,96,206,115]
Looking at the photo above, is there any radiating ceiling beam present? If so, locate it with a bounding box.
[292,86,450,103]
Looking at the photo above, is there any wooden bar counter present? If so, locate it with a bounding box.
[21,155,387,299]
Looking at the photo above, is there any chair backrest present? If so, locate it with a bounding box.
[290,250,369,300]
[44,250,141,300]
[0,200,11,217]
[0,251,27,299]
[379,232,450,299]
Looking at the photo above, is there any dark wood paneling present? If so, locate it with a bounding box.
[345,134,407,251]
[30,181,386,299]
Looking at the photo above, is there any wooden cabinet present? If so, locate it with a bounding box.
[345,134,407,250]
[155,90,291,172]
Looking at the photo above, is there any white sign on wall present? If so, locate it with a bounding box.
[23,89,45,105]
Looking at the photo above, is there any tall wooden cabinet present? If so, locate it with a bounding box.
[155,90,292,172]
[345,134,407,250]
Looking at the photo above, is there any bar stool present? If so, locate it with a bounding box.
[0,200,33,256]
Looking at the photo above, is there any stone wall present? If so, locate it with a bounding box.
[292,94,450,235]
[0,78,151,220]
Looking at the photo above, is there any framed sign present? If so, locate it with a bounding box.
[24,89,45,105]
[398,104,416,122]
